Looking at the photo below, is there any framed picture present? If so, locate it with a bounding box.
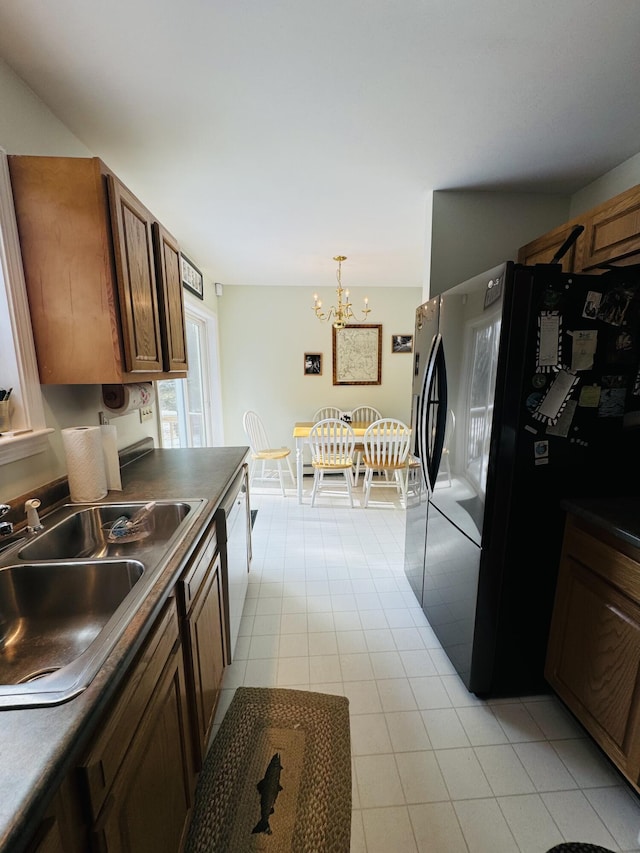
[304,353,323,375]
[181,254,204,300]
[332,324,382,385]
[391,334,413,353]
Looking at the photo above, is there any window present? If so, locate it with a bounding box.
[0,149,52,464]
[157,300,223,448]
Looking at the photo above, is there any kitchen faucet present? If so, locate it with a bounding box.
[25,498,43,533]
[0,504,12,536]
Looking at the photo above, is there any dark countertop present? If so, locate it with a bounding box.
[0,446,249,853]
[562,496,640,550]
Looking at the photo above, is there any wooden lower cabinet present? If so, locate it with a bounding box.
[177,520,226,767]
[80,598,195,853]
[22,517,229,853]
[26,777,86,853]
[545,515,640,792]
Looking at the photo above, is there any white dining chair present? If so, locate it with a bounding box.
[242,410,295,497]
[308,418,356,507]
[351,405,382,485]
[312,406,343,421]
[361,418,411,507]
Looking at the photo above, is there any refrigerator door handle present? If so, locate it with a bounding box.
[418,333,448,494]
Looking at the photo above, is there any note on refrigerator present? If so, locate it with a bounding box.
[537,312,561,371]
[533,369,579,424]
[570,330,598,371]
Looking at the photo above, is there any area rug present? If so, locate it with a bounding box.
[185,687,351,853]
[545,846,616,852]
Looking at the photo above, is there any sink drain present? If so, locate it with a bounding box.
[19,667,60,683]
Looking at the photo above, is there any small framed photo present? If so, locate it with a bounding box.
[304,353,323,375]
[181,254,204,300]
[391,334,413,353]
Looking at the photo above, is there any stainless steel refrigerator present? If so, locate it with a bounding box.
[405,259,640,697]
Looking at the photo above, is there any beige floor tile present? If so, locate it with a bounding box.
[409,802,469,853]
[354,754,406,808]
[362,806,418,853]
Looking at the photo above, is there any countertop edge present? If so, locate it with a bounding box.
[561,496,640,551]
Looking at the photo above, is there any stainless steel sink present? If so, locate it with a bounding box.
[0,560,144,686]
[0,499,206,708]
[19,501,193,562]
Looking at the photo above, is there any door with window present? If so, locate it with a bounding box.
[157,303,223,447]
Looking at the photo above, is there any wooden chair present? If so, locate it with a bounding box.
[308,418,356,507]
[351,405,382,485]
[242,410,295,497]
[361,419,411,507]
[312,406,343,421]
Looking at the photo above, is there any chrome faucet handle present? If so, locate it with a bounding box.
[0,506,13,536]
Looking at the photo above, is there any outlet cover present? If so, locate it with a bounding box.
[139,406,154,423]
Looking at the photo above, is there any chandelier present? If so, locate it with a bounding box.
[312,256,371,330]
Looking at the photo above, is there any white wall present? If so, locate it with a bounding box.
[218,284,421,451]
[429,191,571,296]
[0,60,163,500]
[569,151,640,217]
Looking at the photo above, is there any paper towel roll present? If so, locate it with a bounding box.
[62,426,108,502]
[102,383,154,415]
[101,424,122,491]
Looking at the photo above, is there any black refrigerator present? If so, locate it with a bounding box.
[404,259,640,697]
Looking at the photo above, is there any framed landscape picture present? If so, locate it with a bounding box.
[332,324,382,385]
[181,254,204,299]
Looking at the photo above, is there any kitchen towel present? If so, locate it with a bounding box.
[62,426,108,502]
[100,424,122,491]
[102,383,154,416]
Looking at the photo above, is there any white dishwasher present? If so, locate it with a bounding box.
[216,464,251,663]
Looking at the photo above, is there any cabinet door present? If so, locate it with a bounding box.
[187,553,225,765]
[107,176,164,373]
[152,222,188,373]
[546,521,640,789]
[91,637,194,853]
[581,184,640,270]
[517,221,582,272]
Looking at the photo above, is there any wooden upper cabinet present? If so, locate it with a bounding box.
[518,182,640,275]
[107,175,164,374]
[581,183,640,270]
[153,222,189,373]
[517,220,584,272]
[8,155,188,384]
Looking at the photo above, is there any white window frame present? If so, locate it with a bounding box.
[156,297,224,448]
[0,149,53,464]
[186,299,224,446]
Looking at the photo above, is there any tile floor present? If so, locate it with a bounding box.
[213,482,640,853]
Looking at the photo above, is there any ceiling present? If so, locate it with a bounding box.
[1,0,640,291]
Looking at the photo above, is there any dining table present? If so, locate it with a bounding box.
[292,421,373,504]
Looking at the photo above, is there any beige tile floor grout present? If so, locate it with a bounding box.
[212,483,640,853]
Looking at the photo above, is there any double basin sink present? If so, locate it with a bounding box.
[0,499,206,709]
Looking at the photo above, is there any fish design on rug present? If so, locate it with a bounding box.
[252,752,283,835]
